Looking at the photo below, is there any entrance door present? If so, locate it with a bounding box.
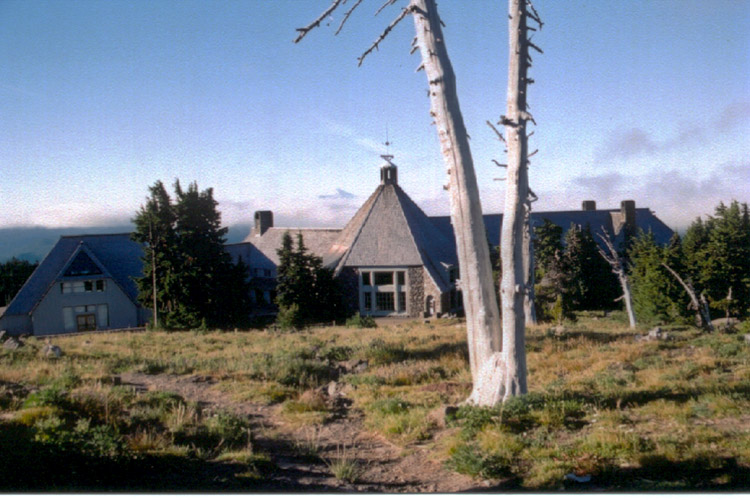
[76,314,97,332]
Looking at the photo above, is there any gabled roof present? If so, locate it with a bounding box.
[3,233,144,316]
[321,167,457,291]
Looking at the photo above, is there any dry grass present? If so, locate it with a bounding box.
[2,314,749,491]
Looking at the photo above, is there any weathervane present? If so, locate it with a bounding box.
[381,124,394,164]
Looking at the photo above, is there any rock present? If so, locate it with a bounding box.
[554,325,566,336]
[744,334,750,345]
[3,336,24,350]
[338,359,368,374]
[646,327,671,341]
[40,344,63,358]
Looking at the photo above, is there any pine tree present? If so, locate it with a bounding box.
[533,219,563,280]
[275,232,342,328]
[0,258,37,307]
[133,179,250,330]
[628,231,691,324]
[562,224,619,311]
[132,181,177,328]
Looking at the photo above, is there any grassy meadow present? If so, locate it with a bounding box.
[1,313,750,491]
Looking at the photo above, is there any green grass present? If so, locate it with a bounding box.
[1,316,749,491]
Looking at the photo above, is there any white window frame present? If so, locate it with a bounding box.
[359,268,408,316]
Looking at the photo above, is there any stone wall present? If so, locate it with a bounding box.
[407,266,424,317]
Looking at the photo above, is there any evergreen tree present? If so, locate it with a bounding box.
[563,223,619,311]
[533,219,563,280]
[132,179,250,330]
[275,231,342,328]
[702,201,750,317]
[132,181,177,328]
[0,258,37,307]
[628,231,690,324]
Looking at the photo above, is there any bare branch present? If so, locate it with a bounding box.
[527,40,543,54]
[493,177,507,182]
[358,6,413,66]
[486,120,507,144]
[525,0,543,29]
[375,0,398,17]
[528,148,539,157]
[527,187,538,203]
[492,159,508,168]
[294,0,345,43]
[336,0,365,35]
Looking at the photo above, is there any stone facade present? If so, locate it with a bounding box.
[407,266,425,317]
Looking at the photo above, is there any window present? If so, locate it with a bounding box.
[374,272,393,285]
[360,268,408,316]
[61,280,105,294]
[62,304,108,333]
[376,292,394,311]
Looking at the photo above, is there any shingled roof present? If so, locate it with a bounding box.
[243,228,341,267]
[3,233,144,317]
[322,159,457,291]
[429,206,674,249]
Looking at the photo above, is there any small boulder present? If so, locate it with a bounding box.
[744,334,750,345]
[338,359,368,374]
[40,344,63,358]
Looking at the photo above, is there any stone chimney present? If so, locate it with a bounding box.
[582,200,597,211]
[620,200,636,234]
[380,155,398,185]
[253,210,273,237]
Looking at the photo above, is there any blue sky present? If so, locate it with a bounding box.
[1,0,748,233]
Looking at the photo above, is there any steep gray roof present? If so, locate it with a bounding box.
[4,233,144,316]
[322,182,457,291]
[243,228,341,266]
[430,207,674,249]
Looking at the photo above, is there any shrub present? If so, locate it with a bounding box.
[345,313,377,329]
[276,304,305,330]
[368,397,411,416]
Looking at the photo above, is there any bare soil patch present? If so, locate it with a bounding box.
[120,371,489,492]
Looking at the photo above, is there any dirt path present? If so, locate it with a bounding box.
[120,372,489,493]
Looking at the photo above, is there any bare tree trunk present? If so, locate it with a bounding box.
[597,228,636,329]
[411,0,502,386]
[499,0,534,398]
[661,262,714,331]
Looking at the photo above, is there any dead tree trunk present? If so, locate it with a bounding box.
[661,262,714,331]
[498,0,542,398]
[597,227,636,329]
[295,0,514,405]
[411,0,502,387]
